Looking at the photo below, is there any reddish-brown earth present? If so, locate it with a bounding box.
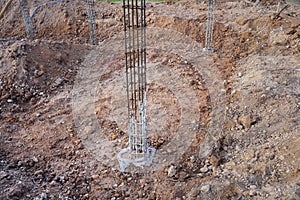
[0,0,299,199]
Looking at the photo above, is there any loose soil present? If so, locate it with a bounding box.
[0,0,299,199]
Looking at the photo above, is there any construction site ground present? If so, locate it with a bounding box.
[0,0,299,199]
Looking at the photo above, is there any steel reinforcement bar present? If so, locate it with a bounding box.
[118,0,155,172]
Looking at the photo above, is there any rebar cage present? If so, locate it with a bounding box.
[204,0,216,51]
[118,0,155,172]
[84,0,98,45]
[17,0,98,44]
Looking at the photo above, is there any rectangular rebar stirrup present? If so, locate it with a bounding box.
[204,0,216,51]
[118,0,155,172]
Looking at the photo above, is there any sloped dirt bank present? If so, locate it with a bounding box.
[0,0,299,199]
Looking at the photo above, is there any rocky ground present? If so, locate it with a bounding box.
[0,0,299,199]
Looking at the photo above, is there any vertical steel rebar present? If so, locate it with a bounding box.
[204,0,216,51]
[0,0,14,21]
[19,0,34,40]
[118,0,155,172]
[85,0,98,45]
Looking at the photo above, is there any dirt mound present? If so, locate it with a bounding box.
[0,1,123,44]
[0,40,87,111]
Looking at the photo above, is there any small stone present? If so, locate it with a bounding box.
[249,190,255,196]
[238,115,252,129]
[41,193,47,199]
[111,132,118,140]
[263,130,267,134]
[54,78,63,86]
[200,165,209,173]
[7,99,13,103]
[17,161,22,167]
[167,165,177,177]
[32,156,38,163]
[236,17,248,25]
[200,184,211,193]
[12,60,17,66]
[74,140,81,146]
[188,187,200,198]
[34,170,43,176]
[91,175,99,180]
[269,31,288,46]
[241,32,251,42]
[270,14,275,20]
[209,155,220,167]
[0,171,8,180]
[139,178,146,186]
[249,185,257,190]
[49,181,56,186]
[37,70,44,77]
[190,155,196,162]
[225,120,236,131]
[279,155,284,160]
[245,149,256,161]
[59,176,65,182]
[225,161,236,169]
